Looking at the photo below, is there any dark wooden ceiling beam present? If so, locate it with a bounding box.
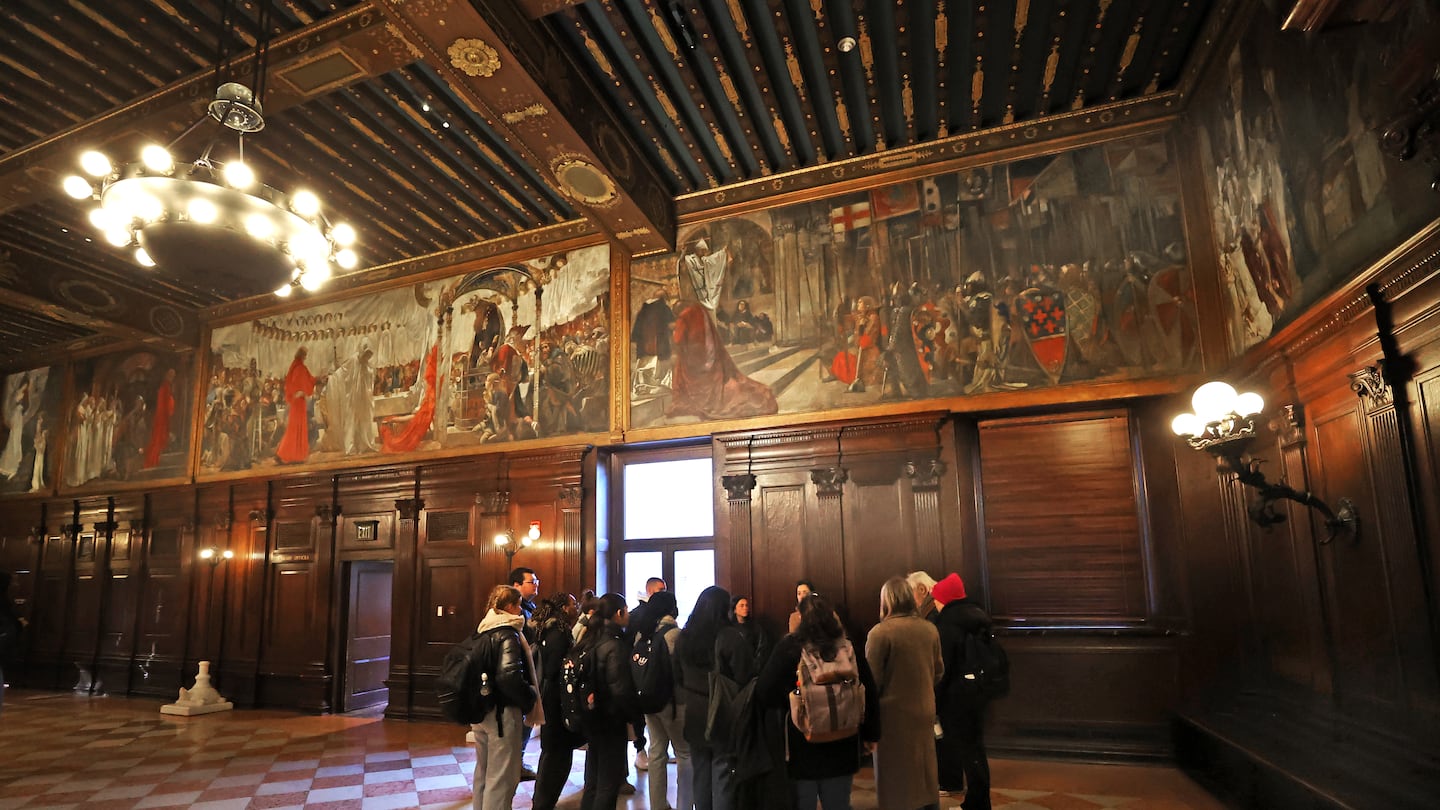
[0,3,415,214]
[380,0,675,254]
[517,0,590,18]
[0,253,199,350]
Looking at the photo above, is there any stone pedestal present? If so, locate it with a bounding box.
[160,661,234,716]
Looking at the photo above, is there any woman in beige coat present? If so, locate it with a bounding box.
[866,575,945,810]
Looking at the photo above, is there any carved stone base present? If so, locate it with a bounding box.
[160,661,234,717]
[160,699,235,716]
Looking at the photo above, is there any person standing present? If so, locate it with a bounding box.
[866,576,944,810]
[932,573,996,809]
[275,347,316,464]
[508,567,541,781]
[637,590,691,810]
[758,593,880,810]
[676,585,753,810]
[908,571,940,624]
[576,593,639,810]
[730,594,771,673]
[0,571,25,714]
[788,579,816,633]
[469,585,539,810]
[626,576,666,772]
[531,593,583,810]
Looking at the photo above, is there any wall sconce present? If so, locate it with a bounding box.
[1172,381,1358,543]
[494,521,540,568]
[198,547,235,567]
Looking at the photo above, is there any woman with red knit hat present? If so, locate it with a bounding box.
[932,572,997,808]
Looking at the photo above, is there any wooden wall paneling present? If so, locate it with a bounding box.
[133,487,194,698]
[65,497,109,693]
[0,501,43,687]
[95,495,143,695]
[841,456,910,632]
[29,501,74,690]
[188,487,229,678]
[1130,398,1195,625]
[413,459,488,719]
[257,474,334,713]
[219,480,271,706]
[332,467,411,713]
[507,447,591,601]
[387,483,423,719]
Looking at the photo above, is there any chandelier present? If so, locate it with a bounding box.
[60,0,354,298]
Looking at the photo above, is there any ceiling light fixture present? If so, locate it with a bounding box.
[59,0,354,298]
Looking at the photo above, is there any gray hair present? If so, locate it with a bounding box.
[906,571,937,592]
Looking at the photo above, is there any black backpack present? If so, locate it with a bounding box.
[957,628,1010,701]
[559,645,597,734]
[631,624,675,715]
[436,630,500,725]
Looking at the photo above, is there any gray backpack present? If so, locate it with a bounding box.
[788,638,865,742]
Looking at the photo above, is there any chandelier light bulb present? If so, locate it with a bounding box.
[88,207,116,231]
[223,160,255,189]
[331,223,356,246]
[274,282,293,297]
[1191,381,1239,422]
[80,150,112,177]
[1170,412,1202,438]
[335,249,357,269]
[104,229,132,247]
[187,197,218,224]
[134,248,155,267]
[63,175,94,199]
[134,194,163,223]
[1235,392,1265,417]
[245,214,274,240]
[291,190,320,217]
[141,144,174,173]
[299,270,325,292]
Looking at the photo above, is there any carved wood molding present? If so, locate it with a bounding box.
[395,497,425,522]
[810,467,848,497]
[721,474,757,502]
[905,458,948,491]
[316,504,339,525]
[1269,404,1307,449]
[1348,364,1393,413]
[249,507,274,523]
[558,485,583,509]
[476,490,510,515]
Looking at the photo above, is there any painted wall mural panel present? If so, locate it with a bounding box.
[629,132,1197,428]
[202,245,610,475]
[0,367,63,496]
[1193,1,1440,353]
[63,350,195,491]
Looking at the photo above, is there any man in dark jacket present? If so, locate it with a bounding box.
[624,576,666,773]
[508,567,542,780]
[932,573,996,810]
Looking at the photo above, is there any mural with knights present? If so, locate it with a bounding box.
[62,349,196,492]
[202,245,610,475]
[0,366,64,496]
[628,132,1198,428]
[1191,0,1440,353]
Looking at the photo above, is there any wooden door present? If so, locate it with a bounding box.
[343,561,393,712]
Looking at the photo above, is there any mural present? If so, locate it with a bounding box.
[63,350,195,490]
[1193,1,1440,352]
[202,245,609,474]
[629,132,1197,428]
[0,367,63,495]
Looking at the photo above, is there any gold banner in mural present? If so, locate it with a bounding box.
[201,245,610,475]
[629,132,1198,429]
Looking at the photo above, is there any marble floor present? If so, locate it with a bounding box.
[0,690,1226,809]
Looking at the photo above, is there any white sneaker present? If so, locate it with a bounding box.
[634,750,649,770]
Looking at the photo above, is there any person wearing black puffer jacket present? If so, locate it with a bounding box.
[931,573,994,810]
[576,592,640,810]
[470,585,540,810]
[676,585,756,810]
[531,592,583,810]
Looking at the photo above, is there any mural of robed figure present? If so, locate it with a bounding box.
[276,347,317,464]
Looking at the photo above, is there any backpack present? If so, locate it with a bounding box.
[956,628,1010,701]
[436,631,500,725]
[788,638,865,743]
[559,645,597,734]
[631,624,675,715]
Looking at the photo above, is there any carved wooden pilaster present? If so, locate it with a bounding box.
[810,467,848,498]
[248,507,273,523]
[558,485,583,509]
[395,497,425,522]
[316,504,338,526]
[1269,404,1307,449]
[906,458,947,553]
[904,458,947,492]
[721,474,757,502]
[1348,364,1393,413]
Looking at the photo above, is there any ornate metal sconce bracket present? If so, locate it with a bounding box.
[1205,433,1359,544]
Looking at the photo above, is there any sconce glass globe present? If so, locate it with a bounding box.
[199,548,216,560]
[1191,381,1239,422]
[1171,412,1203,438]
[494,532,508,547]
[1235,391,1265,417]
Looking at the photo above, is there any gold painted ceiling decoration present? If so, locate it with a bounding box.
[0,0,1217,369]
